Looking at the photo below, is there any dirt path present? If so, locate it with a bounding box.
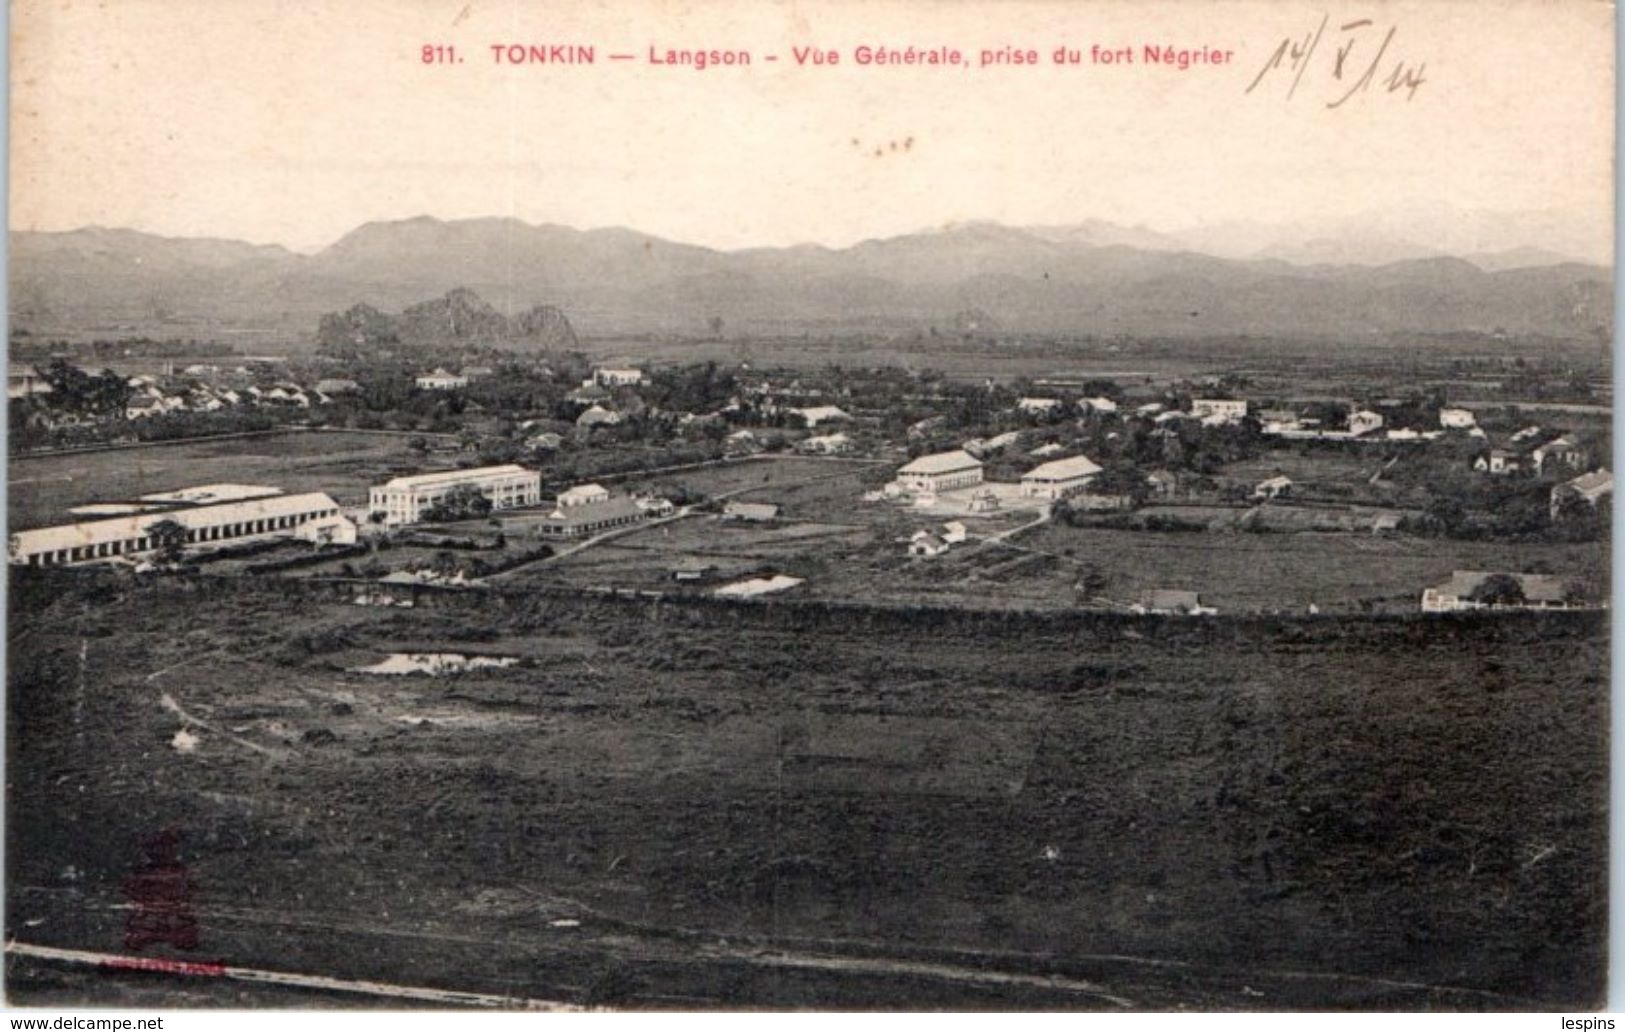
[5,941,584,1010]
[487,461,879,581]
[481,508,698,581]
[694,944,1137,1007]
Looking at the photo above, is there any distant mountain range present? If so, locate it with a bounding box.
[8,216,1614,343]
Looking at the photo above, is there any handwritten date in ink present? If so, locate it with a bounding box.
[1246,14,1426,107]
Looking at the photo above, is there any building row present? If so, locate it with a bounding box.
[9,489,352,568]
[1420,571,1581,613]
[892,449,1102,500]
[11,462,602,567]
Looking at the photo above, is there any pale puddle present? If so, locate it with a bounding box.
[350,653,520,676]
[714,575,804,598]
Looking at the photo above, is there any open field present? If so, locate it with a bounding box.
[1089,503,1419,535]
[6,575,1606,1008]
[576,335,1609,389]
[1008,524,1607,613]
[507,500,1601,614]
[535,518,877,592]
[609,455,891,505]
[1221,451,1388,488]
[8,431,426,530]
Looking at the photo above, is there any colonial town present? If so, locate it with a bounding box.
[8,329,1610,616]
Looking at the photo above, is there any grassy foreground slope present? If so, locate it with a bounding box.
[6,576,1607,1009]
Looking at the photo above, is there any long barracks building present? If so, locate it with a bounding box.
[9,492,347,567]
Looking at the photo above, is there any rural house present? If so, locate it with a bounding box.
[1348,410,1385,436]
[568,381,613,405]
[1420,571,1577,613]
[576,404,623,428]
[790,405,850,428]
[1474,450,1522,475]
[1533,435,1591,474]
[1017,397,1062,415]
[967,489,1001,512]
[908,534,949,558]
[1133,590,1217,616]
[593,367,644,387]
[722,501,780,522]
[1551,469,1613,519]
[1253,475,1293,499]
[415,368,468,391]
[1146,470,1179,498]
[1191,398,1248,424]
[558,483,611,508]
[797,432,852,455]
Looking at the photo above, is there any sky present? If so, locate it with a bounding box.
[8,0,1616,257]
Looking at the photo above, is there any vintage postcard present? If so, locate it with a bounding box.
[4,0,1614,1013]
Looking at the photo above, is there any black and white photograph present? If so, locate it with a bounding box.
[2,0,1615,1015]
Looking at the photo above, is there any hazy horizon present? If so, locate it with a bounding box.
[9,203,1613,267]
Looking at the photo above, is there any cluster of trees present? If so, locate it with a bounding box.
[11,336,238,362]
[420,485,496,523]
[128,409,280,442]
[640,362,738,414]
[1405,481,1606,542]
[37,359,132,416]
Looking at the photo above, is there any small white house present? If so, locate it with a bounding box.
[1017,397,1063,415]
[969,431,1023,455]
[1254,475,1293,499]
[1191,398,1248,424]
[909,534,949,557]
[791,405,850,428]
[942,521,968,544]
[296,514,360,546]
[558,484,611,508]
[1132,590,1216,616]
[576,405,623,428]
[1551,469,1613,519]
[1420,571,1575,612]
[798,432,852,455]
[1533,435,1590,474]
[416,368,468,391]
[1474,450,1520,476]
[594,367,644,387]
[968,489,1001,513]
[1348,410,1384,436]
[1439,408,1476,429]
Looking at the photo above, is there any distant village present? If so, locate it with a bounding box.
[7,347,1612,615]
